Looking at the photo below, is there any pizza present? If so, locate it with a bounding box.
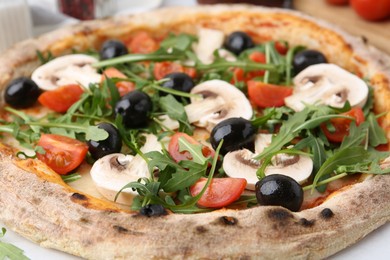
[0,4,390,259]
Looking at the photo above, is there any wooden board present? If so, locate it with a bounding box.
[294,0,390,53]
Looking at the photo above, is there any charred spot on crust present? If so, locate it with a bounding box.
[220,216,238,225]
[267,208,294,221]
[320,208,334,219]
[361,35,368,44]
[71,192,88,201]
[195,226,208,234]
[298,218,315,227]
[79,217,90,224]
[113,225,129,234]
[31,197,42,205]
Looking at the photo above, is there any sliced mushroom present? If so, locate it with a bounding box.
[223,133,313,190]
[193,28,224,65]
[189,79,253,130]
[31,54,101,91]
[159,79,253,131]
[223,149,260,190]
[90,153,148,205]
[90,134,163,205]
[254,133,273,154]
[265,153,313,184]
[284,64,369,111]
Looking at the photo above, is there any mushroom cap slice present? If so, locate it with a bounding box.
[90,134,162,205]
[223,134,273,190]
[285,64,369,111]
[265,154,313,184]
[189,79,253,131]
[223,149,259,190]
[193,28,225,65]
[90,153,148,205]
[31,54,101,91]
[223,134,313,190]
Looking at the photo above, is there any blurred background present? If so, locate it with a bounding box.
[0,0,389,52]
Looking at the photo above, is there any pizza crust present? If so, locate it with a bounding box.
[0,5,389,259]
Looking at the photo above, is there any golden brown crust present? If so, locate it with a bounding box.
[0,5,390,259]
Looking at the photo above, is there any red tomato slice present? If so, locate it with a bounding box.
[375,143,389,152]
[247,80,293,108]
[231,51,266,84]
[38,84,84,113]
[183,67,197,79]
[102,67,135,96]
[249,51,266,63]
[36,134,88,175]
[274,41,288,55]
[168,132,214,163]
[153,62,184,80]
[350,0,390,21]
[321,107,365,143]
[126,31,159,54]
[190,177,247,208]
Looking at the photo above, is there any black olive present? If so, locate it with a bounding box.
[293,50,327,74]
[140,204,167,217]
[224,31,255,55]
[99,40,128,60]
[4,77,41,108]
[87,123,122,160]
[210,117,256,155]
[255,174,303,212]
[161,72,195,95]
[115,90,152,128]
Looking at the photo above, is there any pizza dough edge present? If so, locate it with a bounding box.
[0,5,389,259]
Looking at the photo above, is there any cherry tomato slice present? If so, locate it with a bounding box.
[231,51,266,84]
[350,0,390,21]
[126,31,159,54]
[247,80,293,108]
[38,84,84,113]
[168,132,214,163]
[36,134,88,175]
[274,41,288,55]
[102,67,135,96]
[249,51,266,63]
[153,62,184,80]
[190,177,247,208]
[321,107,365,143]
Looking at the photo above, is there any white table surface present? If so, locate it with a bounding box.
[1,0,389,259]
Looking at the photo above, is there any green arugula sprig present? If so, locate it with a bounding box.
[0,228,29,260]
[4,107,108,142]
[116,139,223,213]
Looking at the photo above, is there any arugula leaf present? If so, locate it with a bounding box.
[61,173,82,183]
[339,122,369,150]
[160,33,197,52]
[178,137,208,165]
[93,53,183,68]
[312,146,370,190]
[163,161,207,192]
[36,50,54,64]
[295,135,327,174]
[367,113,387,147]
[285,45,305,85]
[158,95,193,135]
[362,85,374,117]
[145,150,182,176]
[254,108,311,160]
[0,228,29,260]
[197,60,276,72]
